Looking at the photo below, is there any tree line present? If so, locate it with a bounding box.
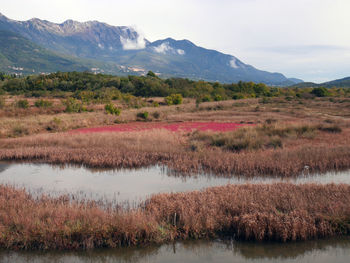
[0,71,349,101]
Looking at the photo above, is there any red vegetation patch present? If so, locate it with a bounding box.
[71,122,246,134]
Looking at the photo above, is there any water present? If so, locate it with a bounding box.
[0,163,350,261]
[0,162,350,206]
[0,238,349,263]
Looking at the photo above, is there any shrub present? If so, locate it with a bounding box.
[200,95,212,102]
[165,96,173,105]
[147,70,157,77]
[46,117,62,132]
[0,96,4,109]
[318,124,342,133]
[137,111,149,120]
[265,118,277,124]
[191,123,322,153]
[34,99,53,108]
[104,103,121,115]
[311,87,329,97]
[165,94,183,105]
[152,111,160,119]
[16,99,29,109]
[232,93,245,100]
[214,95,222,101]
[260,97,271,104]
[152,101,159,107]
[63,98,86,113]
[12,125,29,136]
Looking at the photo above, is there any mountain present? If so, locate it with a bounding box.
[0,13,302,85]
[290,77,350,88]
[287,78,303,84]
[0,30,88,74]
[323,77,350,88]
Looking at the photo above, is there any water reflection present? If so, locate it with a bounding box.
[0,163,10,173]
[0,162,350,208]
[0,238,349,263]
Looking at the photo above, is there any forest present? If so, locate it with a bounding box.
[1,71,349,102]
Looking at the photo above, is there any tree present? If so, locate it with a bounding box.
[146,71,157,77]
[311,87,329,97]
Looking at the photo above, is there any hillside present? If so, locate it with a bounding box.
[290,77,350,88]
[0,30,89,74]
[0,13,302,85]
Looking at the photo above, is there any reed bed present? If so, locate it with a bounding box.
[0,127,350,177]
[0,183,350,250]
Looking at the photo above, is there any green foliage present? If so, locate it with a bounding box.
[104,103,121,115]
[172,94,183,105]
[63,98,86,113]
[34,99,53,108]
[146,71,157,77]
[214,95,222,101]
[0,30,88,75]
[232,93,245,100]
[165,93,183,105]
[165,96,173,105]
[311,87,329,97]
[152,101,159,107]
[260,97,271,104]
[200,94,212,102]
[193,123,319,153]
[0,71,348,102]
[137,111,149,120]
[16,99,29,109]
[76,91,96,104]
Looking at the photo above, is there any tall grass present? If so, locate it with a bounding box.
[0,183,350,250]
[191,123,341,152]
[0,128,350,177]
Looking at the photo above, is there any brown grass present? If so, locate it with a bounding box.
[1,97,349,138]
[0,125,350,177]
[0,183,350,250]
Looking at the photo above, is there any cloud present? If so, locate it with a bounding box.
[120,32,146,50]
[229,58,238,68]
[177,49,185,55]
[153,42,185,55]
[153,42,172,54]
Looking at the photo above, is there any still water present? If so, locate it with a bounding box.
[0,238,349,263]
[0,162,350,206]
[0,163,350,262]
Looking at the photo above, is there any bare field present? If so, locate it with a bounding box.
[1,97,349,138]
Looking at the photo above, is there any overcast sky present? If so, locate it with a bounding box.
[1,0,350,82]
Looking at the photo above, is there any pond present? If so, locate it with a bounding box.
[0,238,349,263]
[1,162,350,261]
[0,162,350,207]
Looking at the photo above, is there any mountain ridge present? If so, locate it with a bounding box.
[0,13,302,85]
[290,76,350,88]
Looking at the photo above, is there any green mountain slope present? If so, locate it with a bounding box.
[289,77,350,88]
[0,30,90,74]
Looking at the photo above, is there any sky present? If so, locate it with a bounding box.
[1,0,350,83]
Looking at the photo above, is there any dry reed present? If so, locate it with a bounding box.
[0,183,349,250]
[0,128,350,177]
